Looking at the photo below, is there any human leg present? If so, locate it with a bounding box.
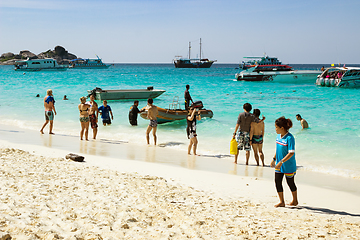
[40,120,49,134]
[152,126,157,145]
[49,120,54,134]
[192,136,198,155]
[252,144,260,166]
[285,176,298,206]
[80,122,85,140]
[275,172,285,207]
[258,144,265,166]
[84,122,89,140]
[146,125,152,144]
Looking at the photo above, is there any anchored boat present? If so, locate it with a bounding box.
[174,38,216,68]
[70,56,110,69]
[87,87,165,101]
[14,58,67,71]
[316,67,360,87]
[239,55,285,70]
[140,97,213,124]
[235,65,321,82]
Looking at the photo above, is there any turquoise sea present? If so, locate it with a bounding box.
[0,64,360,180]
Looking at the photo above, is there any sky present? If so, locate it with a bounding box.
[1,0,360,64]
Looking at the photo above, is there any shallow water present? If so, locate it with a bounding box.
[1,63,359,179]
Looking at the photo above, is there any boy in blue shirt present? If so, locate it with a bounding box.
[98,100,114,126]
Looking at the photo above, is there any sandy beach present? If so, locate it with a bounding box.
[1,124,360,239]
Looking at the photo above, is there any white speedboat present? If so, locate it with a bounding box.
[14,58,67,71]
[235,66,321,83]
[87,87,165,101]
[316,67,360,87]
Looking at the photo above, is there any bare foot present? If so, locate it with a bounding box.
[49,132,55,135]
[275,202,286,208]
[40,130,44,134]
[234,161,237,164]
[289,200,298,206]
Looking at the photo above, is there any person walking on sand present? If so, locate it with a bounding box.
[129,100,144,126]
[296,114,309,129]
[86,94,99,139]
[98,100,114,126]
[78,97,90,141]
[142,98,158,145]
[271,116,298,208]
[184,84,193,110]
[187,107,201,155]
[232,103,265,165]
[250,109,265,166]
[40,89,57,134]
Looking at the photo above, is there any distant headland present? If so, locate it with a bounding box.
[0,46,77,65]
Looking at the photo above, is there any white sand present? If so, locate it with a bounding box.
[1,137,360,239]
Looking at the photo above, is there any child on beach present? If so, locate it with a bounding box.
[98,100,114,126]
[78,97,90,140]
[187,107,201,155]
[250,109,265,166]
[271,116,298,208]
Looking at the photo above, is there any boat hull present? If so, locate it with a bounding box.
[236,70,321,83]
[15,67,67,71]
[174,60,214,68]
[140,107,214,124]
[87,89,165,101]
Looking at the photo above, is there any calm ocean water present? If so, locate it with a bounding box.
[0,63,359,179]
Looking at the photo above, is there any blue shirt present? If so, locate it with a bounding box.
[98,105,112,120]
[275,132,296,174]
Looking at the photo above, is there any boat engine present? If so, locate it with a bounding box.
[87,87,103,98]
[191,101,204,109]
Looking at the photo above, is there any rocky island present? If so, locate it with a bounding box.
[0,46,77,65]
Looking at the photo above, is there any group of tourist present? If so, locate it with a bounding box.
[39,86,309,208]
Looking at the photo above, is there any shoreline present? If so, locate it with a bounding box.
[1,123,360,197]
[1,123,360,213]
[1,125,360,238]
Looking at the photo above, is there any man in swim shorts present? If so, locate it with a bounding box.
[98,100,113,126]
[232,103,265,165]
[142,98,158,145]
[250,109,265,166]
[86,94,99,139]
[40,89,57,134]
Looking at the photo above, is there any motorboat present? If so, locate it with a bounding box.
[174,38,216,68]
[140,97,213,124]
[316,67,360,87]
[239,55,285,70]
[14,58,67,71]
[87,87,165,101]
[69,56,110,69]
[235,65,321,82]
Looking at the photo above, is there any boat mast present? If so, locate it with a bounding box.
[188,41,191,59]
[200,38,202,61]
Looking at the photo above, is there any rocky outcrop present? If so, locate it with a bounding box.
[0,46,78,65]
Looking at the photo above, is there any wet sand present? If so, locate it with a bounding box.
[0,124,360,239]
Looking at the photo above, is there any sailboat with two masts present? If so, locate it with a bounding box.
[174,38,216,68]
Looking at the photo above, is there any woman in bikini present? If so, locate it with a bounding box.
[250,109,265,166]
[78,97,91,140]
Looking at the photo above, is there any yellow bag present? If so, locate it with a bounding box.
[230,138,238,155]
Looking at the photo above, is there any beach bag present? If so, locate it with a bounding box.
[230,138,238,155]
